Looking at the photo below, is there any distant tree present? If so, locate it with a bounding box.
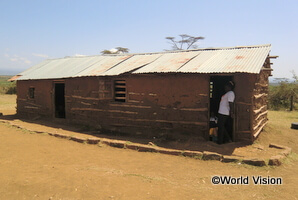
[291,70,298,82]
[101,50,114,54]
[101,47,129,54]
[115,47,129,54]
[268,71,298,111]
[165,34,204,50]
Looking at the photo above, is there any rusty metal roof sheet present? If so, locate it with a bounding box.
[16,44,271,80]
[132,51,199,73]
[102,53,162,76]
[176,45,271,73]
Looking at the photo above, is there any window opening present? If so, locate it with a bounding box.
[114,80,126,102]
[29,87,35,99]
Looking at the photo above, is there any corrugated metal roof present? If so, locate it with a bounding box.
[102,53,161,76]
[16,44,271,80]
[133,51,199,73]
[177,45,271,73]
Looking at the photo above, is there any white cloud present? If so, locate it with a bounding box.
[5,54,31,65]
[73,54,86,57]
[109,48,118,53]
[32,53,49,58]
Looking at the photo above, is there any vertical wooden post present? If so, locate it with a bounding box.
[250,93,254,142]
[206,75,211,141]
[290,95,293,111]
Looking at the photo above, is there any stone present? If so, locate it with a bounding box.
[268,155,285,166]
[54,133,69,139]
[202,151,223,161]
[70,136,86,143]
[101,140,110,146]
[222,155,241,163]
[125,144,139,150]
[182,150,203,158]
[253,144,265,151]
[148,142,155,146]
[269,143,287,149]
[35,131,44,134]
[157,148,183,156]
[108,141,125,148]
[87,138,100,144]
[137,145,157,152]
[242,158,266,166]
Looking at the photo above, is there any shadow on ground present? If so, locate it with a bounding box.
[1,114,250,156]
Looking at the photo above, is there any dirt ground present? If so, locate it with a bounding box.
[0,94,297,199]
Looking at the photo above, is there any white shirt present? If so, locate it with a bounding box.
[218,91,235,116]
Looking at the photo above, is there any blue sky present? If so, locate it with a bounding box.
[0,0,297,79]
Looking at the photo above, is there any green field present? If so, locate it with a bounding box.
[0,76,15,94]
[0,75,12,85]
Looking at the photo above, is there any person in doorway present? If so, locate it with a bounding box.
[217,81,235,144]
[209,112,218,142]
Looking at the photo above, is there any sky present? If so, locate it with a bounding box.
[0,0,297,79]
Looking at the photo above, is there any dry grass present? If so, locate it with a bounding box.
[258,110,298,152]
[0,94,16,115]
[0,94,297,199]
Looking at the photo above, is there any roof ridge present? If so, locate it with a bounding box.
[44,44,271,61]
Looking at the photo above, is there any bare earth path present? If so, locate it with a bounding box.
[0,94,297,199]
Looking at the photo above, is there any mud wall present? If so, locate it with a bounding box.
[233,73,255,142]
[17,79,54,118]
[16,71,268,142]
[65,74,210,140]
[252,69,271,139]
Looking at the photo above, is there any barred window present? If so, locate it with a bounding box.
[29,87,35,99]
[114,80,126,102]
[210,81,214,98]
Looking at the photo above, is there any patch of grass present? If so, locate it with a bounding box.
[0,76,13,86]
[194,155,203,159]
[283,152,298,164]
[0,76,16,94]
[0,94,17,114]
[258,111,298,153]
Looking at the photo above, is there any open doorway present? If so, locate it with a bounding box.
[55,83,65,118]
[209,76,234,142]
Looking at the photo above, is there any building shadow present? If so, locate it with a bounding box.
[0,114,251,156]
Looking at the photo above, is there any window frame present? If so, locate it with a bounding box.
[114,80,126,102]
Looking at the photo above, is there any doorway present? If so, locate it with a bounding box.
[55,83,65,118]
[209,76,234,141]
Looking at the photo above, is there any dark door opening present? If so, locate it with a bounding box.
[209,76,234,141]
[55,83,65,118]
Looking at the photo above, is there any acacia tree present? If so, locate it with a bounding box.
[101,47,129,54]
[269,71,298,110]
[165,34,204,50]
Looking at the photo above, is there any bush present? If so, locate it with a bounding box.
[268,79,298,110]
[0,83,16,94]
[5,84,16,94]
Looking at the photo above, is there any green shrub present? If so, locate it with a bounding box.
[268,79,297,110]
[5,84,16,94]
[0,76,16,94]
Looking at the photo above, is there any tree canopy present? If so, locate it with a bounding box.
[165,34,204,50]
[101,47,129,54]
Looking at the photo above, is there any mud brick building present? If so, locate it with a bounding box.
[12,44,277,143]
